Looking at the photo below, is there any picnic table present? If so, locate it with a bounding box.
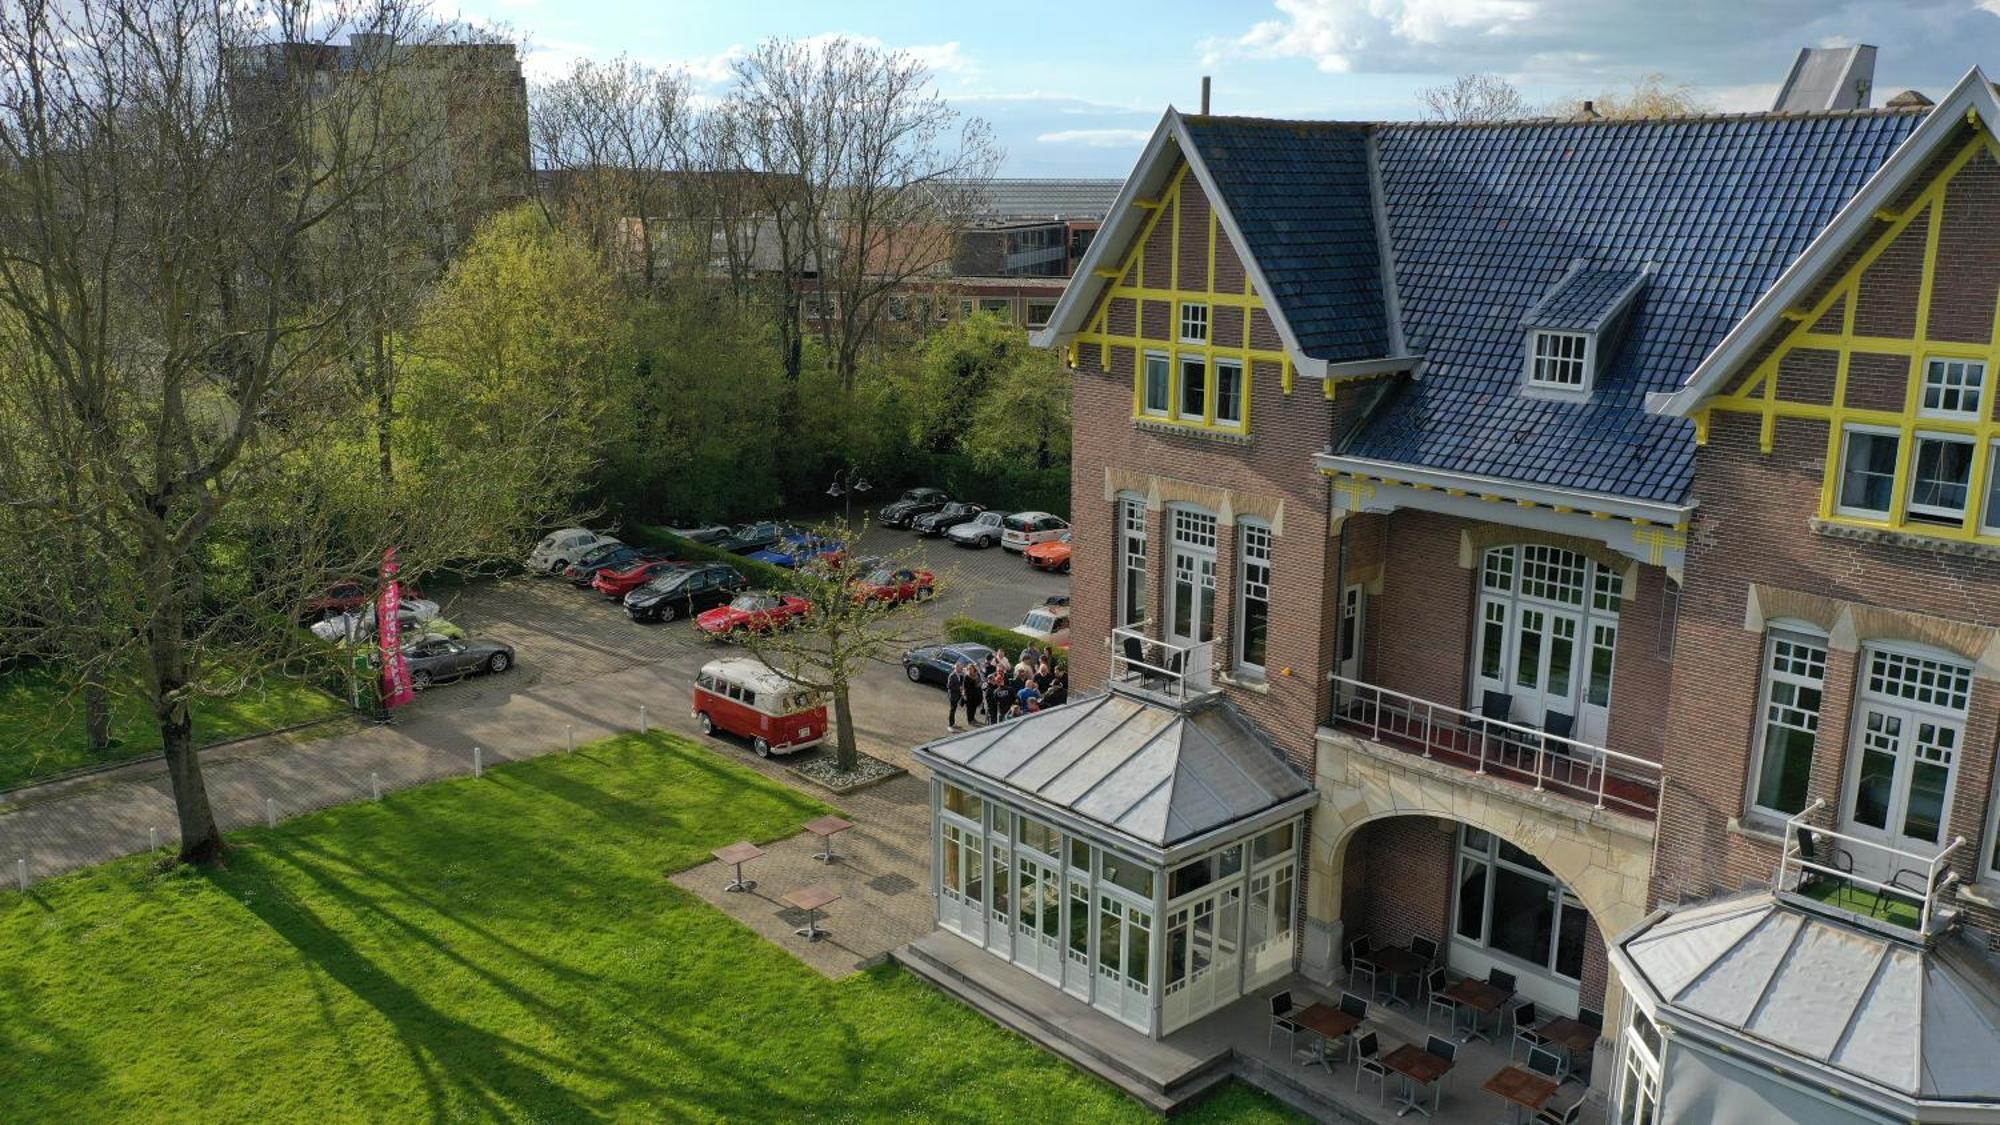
[1443,978,1511,1043]
[782,884,841,942]
[712,840,766,893]
[1291,1002,1360,1069]
[1371,946,1428,1008]
[1483,1064,1559,1125]
[803,814,855,863]
[1382,1043,1453,1118]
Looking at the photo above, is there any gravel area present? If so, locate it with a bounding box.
[788,749,905,794]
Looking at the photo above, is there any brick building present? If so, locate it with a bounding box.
[904,68,2000,1124]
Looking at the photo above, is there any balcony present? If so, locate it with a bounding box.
[1110,625,1218,707]
[1328,675,1662,820]
[1775,799,1965,940]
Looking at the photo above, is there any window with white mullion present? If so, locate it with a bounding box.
[1142,352,1170,415]
[1528,330,1589,389]
[1178,302,1208,344]
[1748,630,1828,818]
[1236,522,1272,672]
[1837,424,1901,518]
[1908,431,1976,525]
[1118,499,1147,628]
[1920,357,1986,420]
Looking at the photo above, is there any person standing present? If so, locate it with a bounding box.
[946,660,969,731]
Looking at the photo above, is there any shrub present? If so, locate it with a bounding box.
[943,614,1069,669]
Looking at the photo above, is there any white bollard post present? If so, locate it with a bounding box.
[149,827,160,852]
[266,798,277,828]
[567,724,575,753]
[473,746,484,777]
[639,704,648,734]
[371,772,382,801]
[16,858,26,893]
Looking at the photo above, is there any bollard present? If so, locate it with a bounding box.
[266,797,277,828]
[16,858,26,893]
[149,827,159,852]
[371,772,382,801]
[473,746,484,777]
[567,724,575,753]
[639,704,649,734]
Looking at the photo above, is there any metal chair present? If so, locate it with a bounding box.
[1340,991,1370,1020]
[1526,1045,1565,1082]
[1795,827,1858,899]
[1479,690,1515,762]
[1352,1031,1390,1105]
[1268,991,1300,1052]
[1535,1095,1587,1125]
[1423,967,1457,1031]
[1348,936,1378,999]
[1577,1006,1604,1033]
[1424,1034,1458,1065]
[1510,1001,1546,1062]
[1410,934,1440,967]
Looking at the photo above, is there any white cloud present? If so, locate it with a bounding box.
[1228,0,1538,73]
[1036,128,1152,147]
[1979,0,2000,16]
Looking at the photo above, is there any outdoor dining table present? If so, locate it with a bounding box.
[1537,1016,1599,1075]
[781,884,841,942]
[803,814,856,863]
[1443,978,1512,1043]
[712,840,766,893]
[1290,1002,1361,1070]
[1381,1043,1454,1118]
[1483,1064,1559,1125]
[1370,946,1428,1008]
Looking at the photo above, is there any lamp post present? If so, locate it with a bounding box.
[827,467,871,527]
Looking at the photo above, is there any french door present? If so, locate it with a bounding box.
[1337,584,1367,681]
[1839,647,1970,882]
[1012,851,1063,984]
[1473,546,1620,744]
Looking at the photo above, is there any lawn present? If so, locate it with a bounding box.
[0,732,1300,1122]
[0,667,349,790]
[1799,877,1924,930]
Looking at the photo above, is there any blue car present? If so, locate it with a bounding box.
[747,536,846,569]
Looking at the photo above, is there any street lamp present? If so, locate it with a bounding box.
[827,467,871,525]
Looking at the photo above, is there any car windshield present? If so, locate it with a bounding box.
[863,569,895,585]
[730,594,771,611]
[1023,612,1056,632]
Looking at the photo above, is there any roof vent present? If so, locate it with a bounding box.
[1773,45,1876,112]
[1886,89,1934,109]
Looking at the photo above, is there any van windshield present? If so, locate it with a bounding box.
[1023,612,1055,632]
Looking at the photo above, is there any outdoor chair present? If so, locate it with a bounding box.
[1541,711,1576,773]
[1268,991,1301,1053]
[1347,936,1378,998]
[1424,1034,1458,1066]
[1510,1001,1546,1062]
[1423,967,1456,1031]
[1479,690,1518,764]
[1410,934,1440,969]
[1340,991,1369,1024]
[1577,1006,1604,1033]
[1795,827,1862,904]
[1120,634,1145,683]
[1536,1095,1587,1125]
[1487,968,1518,1033]
[1526,1046,1565,1083]
[1352,1031,1390,1104]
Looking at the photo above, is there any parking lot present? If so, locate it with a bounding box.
[402,521,1071,748]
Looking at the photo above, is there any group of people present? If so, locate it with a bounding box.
[945,647,1068,730]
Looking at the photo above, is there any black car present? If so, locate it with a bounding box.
[624,562,748,623]
[877,487,951,529]
[712,521,791,555]
[901,641,995,686]
[403,635,515,689]
[912,501,986,537]
[563,544,667,586]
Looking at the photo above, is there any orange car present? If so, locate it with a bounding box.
[1025,532,1072,573]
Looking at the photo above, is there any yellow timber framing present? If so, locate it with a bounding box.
[1702,134,2000,545]
[1080,164,1289,435]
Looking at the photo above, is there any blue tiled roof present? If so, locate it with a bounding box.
[1521,263,1646,331]
[1178,110,1924,505]
[1180,118,1389,362]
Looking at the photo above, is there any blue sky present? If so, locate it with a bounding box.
[448,0,2000,176]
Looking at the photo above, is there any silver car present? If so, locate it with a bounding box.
[402,635,515,689]
[947,510,1008,549]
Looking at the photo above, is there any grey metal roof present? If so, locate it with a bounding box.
[916,691,1311,852]
[968,178,1124,221]
[1619,893,2000,1106]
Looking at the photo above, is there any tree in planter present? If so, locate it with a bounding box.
[732,529,939,773]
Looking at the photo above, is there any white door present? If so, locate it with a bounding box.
[1337,584,1367,682]
[1012,852,1062,984]
[1839,648,1970,884]
[986,841,1013,959]
[1167,548,1215,647]
[1063,875,1092,999]
[1508,605,1581,729]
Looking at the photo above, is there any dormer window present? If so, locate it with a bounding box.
[1179,301,1208,344]
[1529,331,1589,390]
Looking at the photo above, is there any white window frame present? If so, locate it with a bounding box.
[1907,430,1977,524]
[1118,497,1148,628]
[1919,357,1986,420]
[1176,354,1207,422]
[1616,999,1665,1125]
[1213,358,1244,427]
[1984,440,2000,538]
[1845,643,1972,860]
[1178,301,1208,344]
[1835,423,1901,519]
[1142,351,1170,416]
[1025,299,1056,329]
[1746,625,1829,820]
[1451,826,1587,983]
[1525,329,1592,395]
[1235,521,1272,674]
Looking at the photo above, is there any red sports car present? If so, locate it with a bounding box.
[851,566,936,605]
[696,591,812,637]
[1026,532,1072,573]
[591,558,683,598]
[302,579,421,621]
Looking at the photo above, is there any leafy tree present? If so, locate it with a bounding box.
[909,313,1020,454]
[963,336,1073,473]
[1550,73,1705,119]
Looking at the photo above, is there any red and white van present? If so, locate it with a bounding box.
[692,657,827,757]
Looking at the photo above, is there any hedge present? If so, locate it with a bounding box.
[943,614,1069,669]
[624,524,800,591]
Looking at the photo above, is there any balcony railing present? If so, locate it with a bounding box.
[1328,674,1663,819]
[1110,624,1215,704]
[1776,798,1964,940]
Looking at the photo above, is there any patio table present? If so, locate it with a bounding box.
[1537,1016,1599,1075]
[1443,978,1511,1043]
[1483,1064,1558,1125]
[1371,946,1427,1008]
[803,814,855,863]
[1291,1002,1360,1069]
[712,840,766,893]
[1382,1043,1453,1118]
[782,884,841,942]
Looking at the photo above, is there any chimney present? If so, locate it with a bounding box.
[1200,75,1211,115]
[1579,100,1599,120]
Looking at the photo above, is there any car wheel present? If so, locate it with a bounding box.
[657,603,678,623]
[978,535,993,548]
[906,663,924,682]
[697,712,714,736]
[487,652,511,674]
[1059,560,1071,574]
[752,737,773,758]
[411,670,433,691]
[916,585,935,600]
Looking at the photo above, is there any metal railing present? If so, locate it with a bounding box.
[1327,674,1663,818]
[1110,624,1215,702]
[1776,798,1964,939]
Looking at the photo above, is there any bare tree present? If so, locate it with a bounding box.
[1549,73,1706,119]
[1419,73,1530,122]
[0,0,460,862]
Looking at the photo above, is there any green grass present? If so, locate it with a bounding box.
[0,667,350,790]
[1799,878,1924,930]
[0,732,1300,1123]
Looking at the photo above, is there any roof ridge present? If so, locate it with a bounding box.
[1183,105,1930,133]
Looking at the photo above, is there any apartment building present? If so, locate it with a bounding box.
[901,68,2000,1124]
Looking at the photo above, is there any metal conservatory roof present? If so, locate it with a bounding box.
[1615,892,2000,1111]
[914,691,1313,861]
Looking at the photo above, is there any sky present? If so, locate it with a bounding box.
[446,0,2000,177]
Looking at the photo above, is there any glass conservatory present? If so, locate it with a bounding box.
[915,688,1314,1037]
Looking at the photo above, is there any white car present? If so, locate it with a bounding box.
[527,528,618,574]
[1001,512,1070,553]
[947,510,1008,549]
[1011,604,1072,648]
[310,597,442,643]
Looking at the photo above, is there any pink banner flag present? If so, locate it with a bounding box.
[379,548,414,709]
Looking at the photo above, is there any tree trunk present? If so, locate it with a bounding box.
[373,323,394,483]
[149,620,222,864]
[83,680,112,752]
[832,680,858,773]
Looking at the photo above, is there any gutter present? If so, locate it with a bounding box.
[1315,453,1695,526]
